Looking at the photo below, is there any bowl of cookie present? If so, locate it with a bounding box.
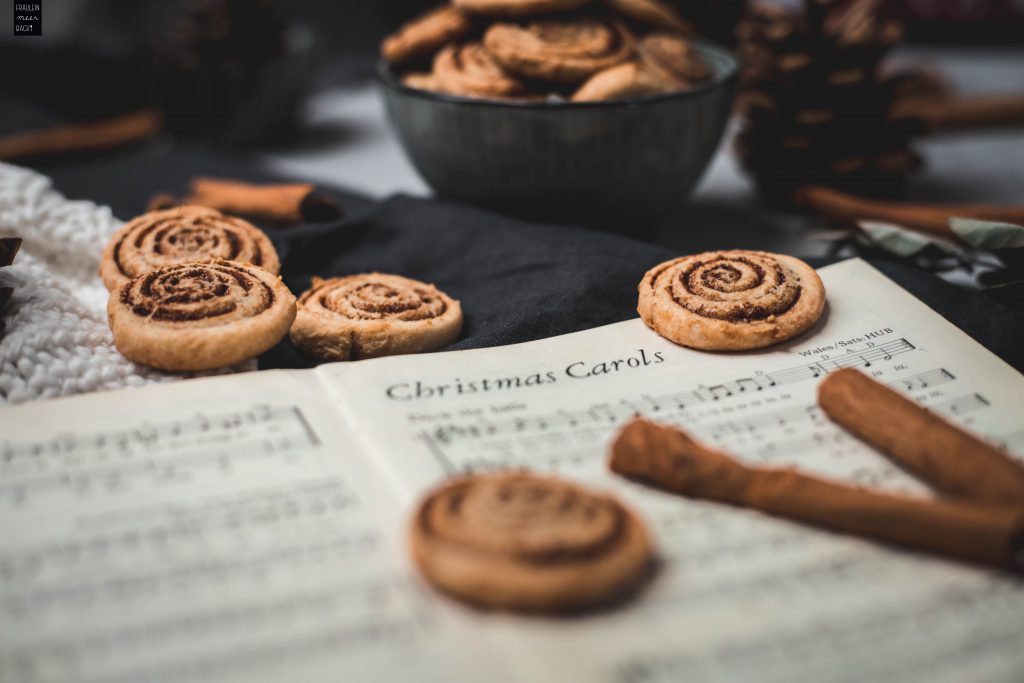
[378,0,738,223]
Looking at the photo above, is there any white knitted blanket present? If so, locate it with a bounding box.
[0,163,251,405]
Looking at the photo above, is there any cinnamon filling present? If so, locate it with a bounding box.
[111,207,270,279]
[669,255,801,322]
[315,281,447,321]
[122,262,274,325]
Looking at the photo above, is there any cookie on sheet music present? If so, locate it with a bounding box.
[108,260,296,371]
[638,250,825,351]
[410,472,654,613]
[290,273,462,362]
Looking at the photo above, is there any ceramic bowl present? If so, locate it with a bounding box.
[379,41,739,223]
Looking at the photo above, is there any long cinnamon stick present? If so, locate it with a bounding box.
[150,177,340,224]
[609,419,1024,571]
[796,185,1024,242]
[819,368,1024,506]
[893,93,1024,134]
[0,109,161,161]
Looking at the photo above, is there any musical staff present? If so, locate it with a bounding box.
[0,405,320,507]
[698,378,966,442]
[423,344,923,449]
[615,581,1024,683]
[2,576,426,683]
[0,477,358,589]
[414,359,991,482]
[3,577,412,663]
[0,393,444,683]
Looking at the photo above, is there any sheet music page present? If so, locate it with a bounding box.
[0,370,501,683]
[315,259,1024,683]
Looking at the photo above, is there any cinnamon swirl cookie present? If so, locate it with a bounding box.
[637,31,710,85]
[108,260,296,371]
[290,273,462,361]
[484,16,635,83]
[431,43,532,99]
[454,0,593,16]
[411,472,653,612]
[573,32,709,101]
[638,250,825,351]
[100,206,279,292]
[604,0,694,34]
[402,71,440,91]
[381,5,474,65]
[572,60,670,101]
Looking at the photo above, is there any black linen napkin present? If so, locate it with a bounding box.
[267,194,673,367]
[266,193,1024,373]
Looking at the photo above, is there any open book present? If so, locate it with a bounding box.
[2,259,1023,683]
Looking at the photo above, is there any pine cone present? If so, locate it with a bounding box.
[0,237,21,336]
[736,0,922,204]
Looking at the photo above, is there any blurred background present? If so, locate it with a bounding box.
[1,0,1023,300]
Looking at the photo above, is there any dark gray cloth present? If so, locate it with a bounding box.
[263,193,1024,373]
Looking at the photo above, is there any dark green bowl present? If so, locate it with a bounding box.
[378,41,738,224]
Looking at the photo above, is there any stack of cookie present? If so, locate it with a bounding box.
[381,0,712,102]
[101,206,296,372]
[101,206,464,372]
[735,0,921,202]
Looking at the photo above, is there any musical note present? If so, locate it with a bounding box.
[735,378,767,393]
[709,385,733,401]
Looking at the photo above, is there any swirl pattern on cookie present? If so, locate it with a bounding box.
[290,273,462,361]
[100,205,279,291]
[108,260,296,371]
[381,5,474,64]
[411,473,653,612]
[431,43,532,99]
[638,250,825,351]
[454,0,594,17]
[484,17,635,83]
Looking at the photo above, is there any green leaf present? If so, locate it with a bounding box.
[856,220,952,257]
[949,217,1024,250]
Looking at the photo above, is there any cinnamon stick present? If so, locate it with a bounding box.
[149,177,341,224]
[796,185,1024,243]
[0,109,161,161]
[819,368,1024,506]
[893,93,1024,134]
[609,419,1024,572]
